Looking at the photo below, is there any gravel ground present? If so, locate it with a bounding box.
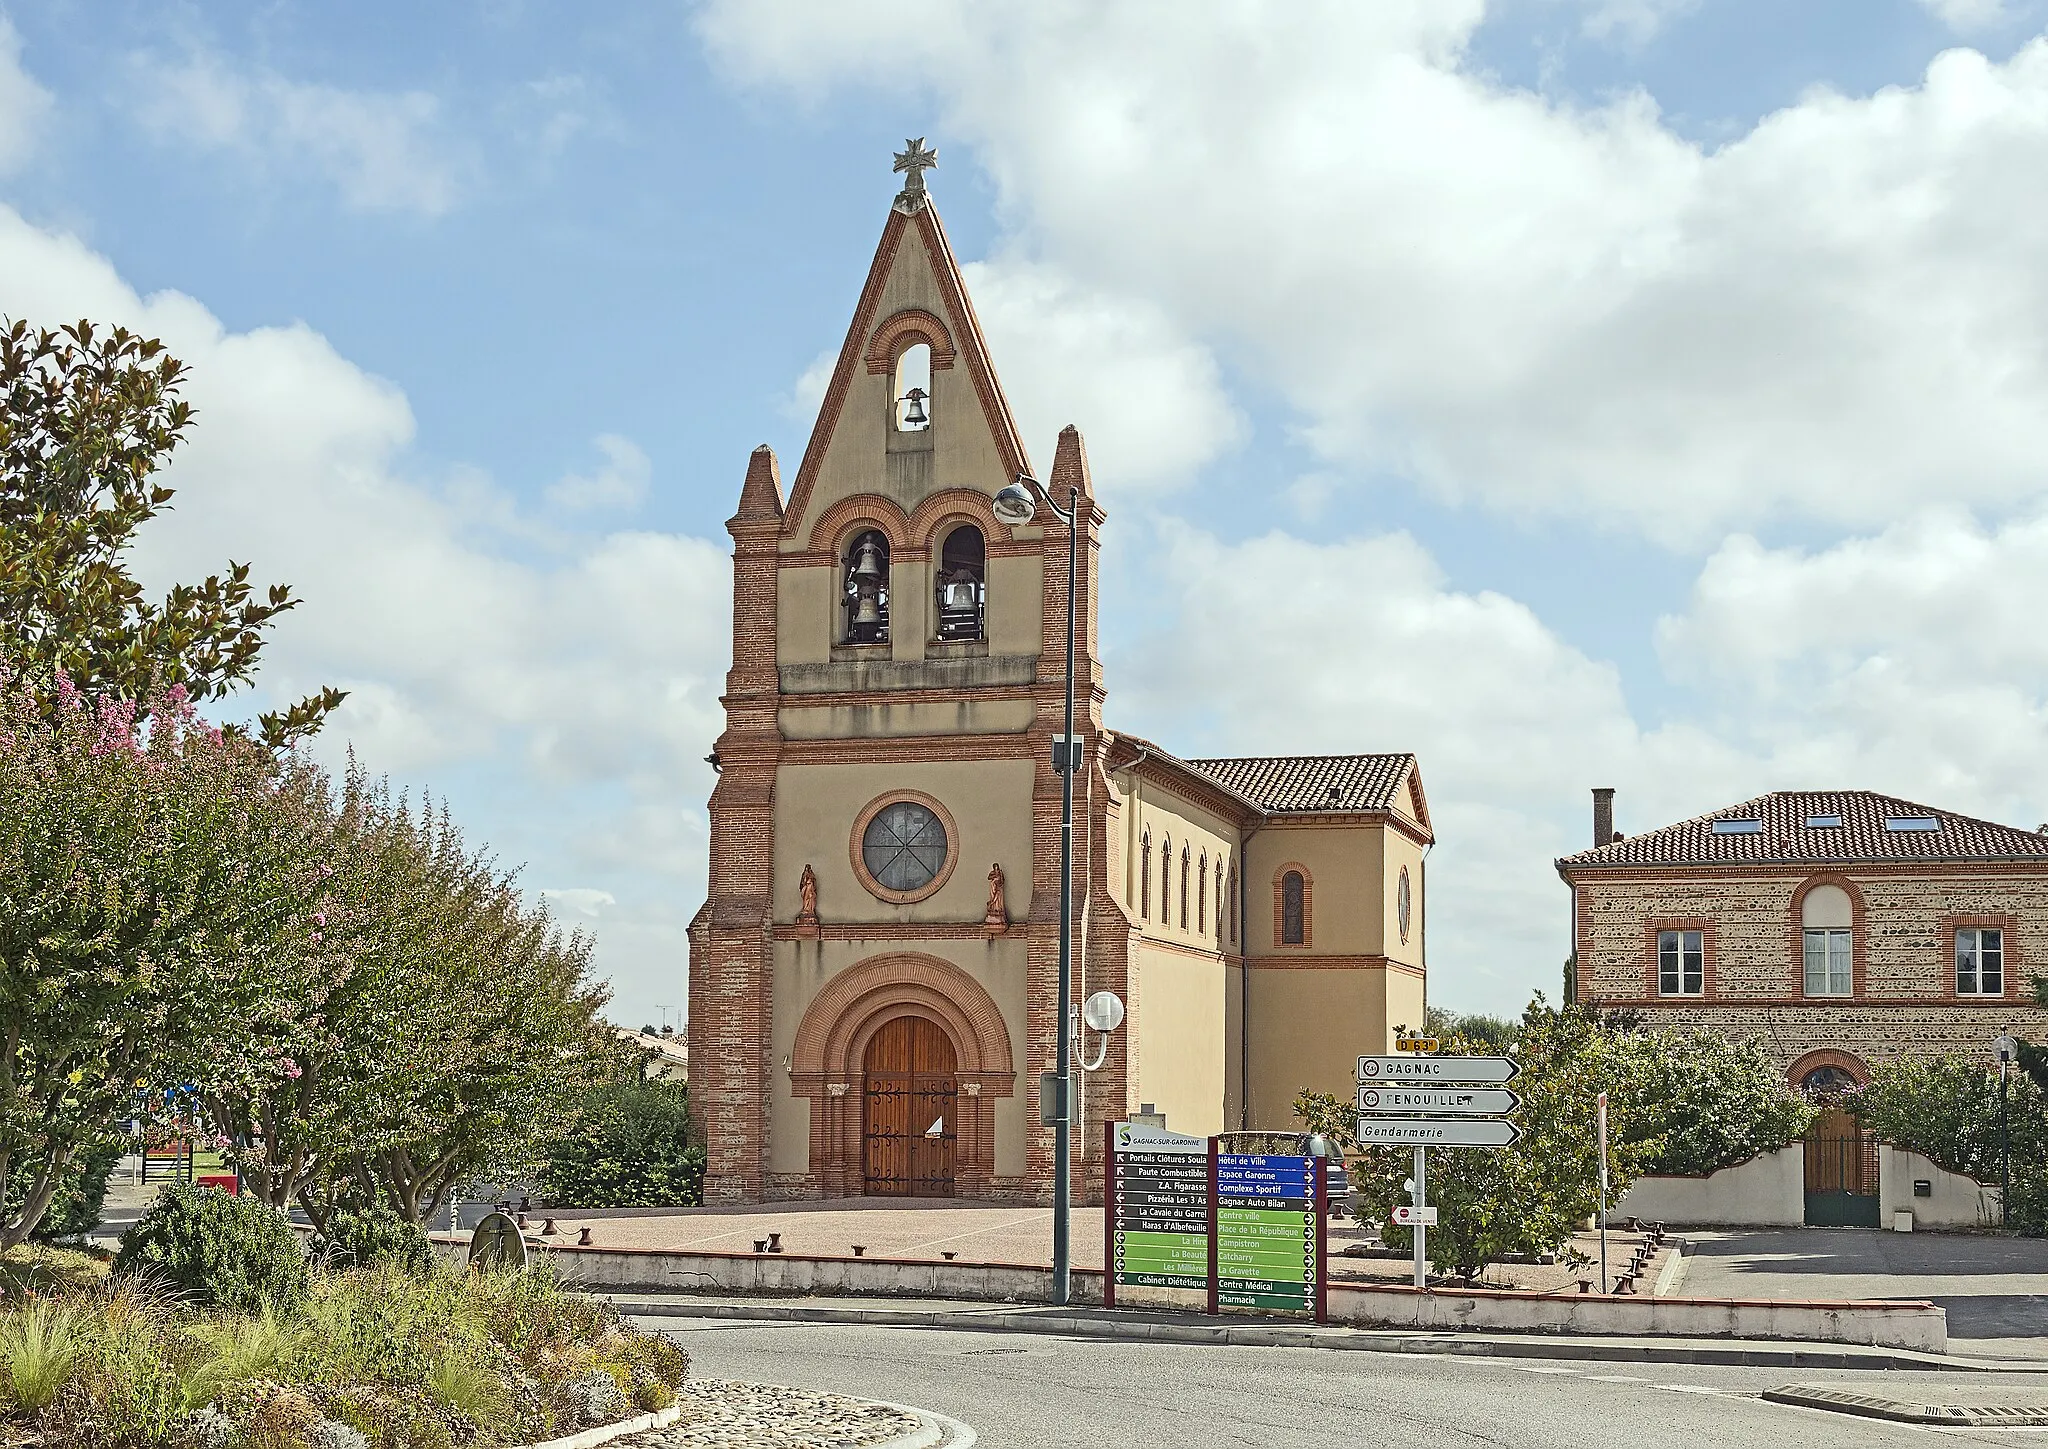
[630,1378,924,1448]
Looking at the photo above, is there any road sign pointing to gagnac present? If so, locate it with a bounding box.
[1355,1117,1521,1147]
[1357,1055,1518,1084]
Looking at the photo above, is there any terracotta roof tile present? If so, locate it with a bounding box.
[1186,754,1414,814]
[1559,790,2048,869]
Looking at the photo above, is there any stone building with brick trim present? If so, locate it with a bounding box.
[686,155,1431,1206]
[1557,787,2048,1088]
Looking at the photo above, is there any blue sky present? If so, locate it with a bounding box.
[2,0,2046,1026]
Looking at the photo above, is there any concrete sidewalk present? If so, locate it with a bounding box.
[610,1291,2014,1373]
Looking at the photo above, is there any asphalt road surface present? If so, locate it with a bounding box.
[633,1314,2048,1449]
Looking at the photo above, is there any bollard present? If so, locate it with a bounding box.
[540,1218,558,1237]
[767,1232,783,1253]
[577,1227,593,1246]
[852,1245,866,1256]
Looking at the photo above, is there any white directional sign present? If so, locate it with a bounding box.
[1391,1204,1438,1227]
[1356,1086,1520,1116]
[1357,1055,1519,1084]
[1355,1117,1521,1147]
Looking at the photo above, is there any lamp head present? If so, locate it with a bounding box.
[1082,990,1125,1034]
[992,477,1039,525]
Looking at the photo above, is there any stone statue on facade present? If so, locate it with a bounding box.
[983,862,1008,936]
[796,863,820,938]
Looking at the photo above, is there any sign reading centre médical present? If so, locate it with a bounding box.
[1103,1122,1329,1323]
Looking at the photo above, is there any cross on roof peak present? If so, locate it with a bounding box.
[892,138,938,213]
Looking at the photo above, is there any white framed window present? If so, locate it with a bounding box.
[1804,929,1853,996]
[1657,929,1704,996]
[1957,928,2005,997]
[1711,818,1762,835]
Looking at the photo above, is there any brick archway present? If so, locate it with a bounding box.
[790,954,1015,1197]
[1787,1047,1871,1090]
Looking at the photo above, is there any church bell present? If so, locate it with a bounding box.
[900,386,929,427]
[852,538,884,583]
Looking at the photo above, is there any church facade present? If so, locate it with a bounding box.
[687,153,1432,1205]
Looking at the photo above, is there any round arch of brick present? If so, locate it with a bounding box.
[1788,872,1869,998]
[1786,1047,1872,1090]
[864,307,959,375]
[1272,861,1314,949]
[788,953,1016,1198]
[808,494,912,556]
[907,488,1023,551]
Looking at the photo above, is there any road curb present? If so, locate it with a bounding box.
[1762,1385,2048,1426]
[617,1296,1997,1372]
[869,1400,978,1448]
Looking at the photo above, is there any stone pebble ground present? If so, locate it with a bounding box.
[629,1379,924,1448]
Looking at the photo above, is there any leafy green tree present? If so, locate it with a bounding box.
[1617,1028,1813,1176]
[0,319,342,747]
[0,675,326,1248]
[542,1079,704,1210]
[1303,1000,1813,1278]
[1422,1007,1521,1054]
[1854,1052,2048,1183]
[203,770,612,1227]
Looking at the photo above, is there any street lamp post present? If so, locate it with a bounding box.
[992,472,1081,1305]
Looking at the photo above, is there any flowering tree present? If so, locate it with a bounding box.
[0,675,326,1246]
[202,769,612,1228]
[0,318,344,746]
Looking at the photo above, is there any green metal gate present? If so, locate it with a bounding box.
[1803,1109,1880,1227]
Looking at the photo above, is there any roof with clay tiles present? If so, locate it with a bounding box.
[1558,790,2048,870]
[1188,753,1417,815]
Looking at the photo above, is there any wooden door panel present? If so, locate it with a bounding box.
[864,1016,958,1197]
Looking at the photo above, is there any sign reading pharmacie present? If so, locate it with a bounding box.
[1103,1122,1328,1323]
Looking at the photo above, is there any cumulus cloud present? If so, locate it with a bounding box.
[0,18,50,172]
[547,434,651,511]
[961,259,1243,491]
[0,203,726,1024]
[130,48,466,216]
[1919,0,2017,33]
[1578,0,1701,46]
[701,2,2048,543]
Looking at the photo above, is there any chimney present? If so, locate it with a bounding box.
[1592,788,1615,848]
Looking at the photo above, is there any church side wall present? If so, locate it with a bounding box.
[1129,939,1228,1137]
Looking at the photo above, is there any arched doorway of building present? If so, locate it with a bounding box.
[1794,1053,1877,1227]
[862,1016,958,1197]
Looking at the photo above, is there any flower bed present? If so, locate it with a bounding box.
[0,1262,690,1448]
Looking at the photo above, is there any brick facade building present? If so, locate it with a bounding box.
[1558,787,2048,1086]
[686,155,1429,1206]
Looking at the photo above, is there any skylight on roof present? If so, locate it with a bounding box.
[1885,816,1940,832]
[1804,815,1842,829]
[1710,818,1763,835]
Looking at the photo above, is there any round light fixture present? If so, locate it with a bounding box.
[991,479,1039,525]
[1082,990,1125,1034]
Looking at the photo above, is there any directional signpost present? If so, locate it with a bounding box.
[1215,1153,1322,1315]
[1357,1051,1522,1289]
[1106,1123,1210,1304]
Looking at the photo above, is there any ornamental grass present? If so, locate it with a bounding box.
[0,1261,688,1448]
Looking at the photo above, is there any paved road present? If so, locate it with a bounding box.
[1681,1229,2048,1359]
[634,1314,2048,1448]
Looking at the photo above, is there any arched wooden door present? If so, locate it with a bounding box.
[1803,1106,1880,1227]
[863,1016,957,1197]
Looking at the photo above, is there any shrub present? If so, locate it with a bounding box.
[541,1079,703,1209]
[0,1295,86,1410]
[313,1204,437,1277]
[4,1137,127,1243]
[114,1185,308,1313]
[1854,1053,2048,1183]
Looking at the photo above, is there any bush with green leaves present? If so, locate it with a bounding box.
[1853,1052,2048,1183]
[113,1185,307,1313]
[312,1203,437,1276]
[540,1080,704,1210]
[3,1137,126,1244]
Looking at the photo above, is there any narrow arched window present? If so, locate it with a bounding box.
[1281,871,1305,946]
[1228,866,1238,945]
[1159,836,1171,927]
[1197,851,1208,936]
[935,524,985,641]
[894,343,932,431]
[1139,829,1151,920]
[1216,858,1226,943]
[1180,847,1191,930]
[842,530,891,643]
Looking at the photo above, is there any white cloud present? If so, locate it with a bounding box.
[701,3,2048,544]
[1578,0,1701,47]
[961,259,1243,491]
[540,888,618,919]
[1919,0,2016,33]
[131,49,465,216]
[547,434,651,511]
[0,18,51,172]
[0,202,727,1025]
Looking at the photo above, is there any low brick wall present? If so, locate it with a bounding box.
[447,1239,1945,1353]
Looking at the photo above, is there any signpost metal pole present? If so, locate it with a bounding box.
[1412,1147,1427,1290]
[1206,1137,1220,1316]
[1103,1120,1117,1309]
[1597,1090,1609,1295]
[1315,1153,1330,1324]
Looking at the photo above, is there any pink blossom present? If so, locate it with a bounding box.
[312,912,327,928]
[281,1060,302,1080]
